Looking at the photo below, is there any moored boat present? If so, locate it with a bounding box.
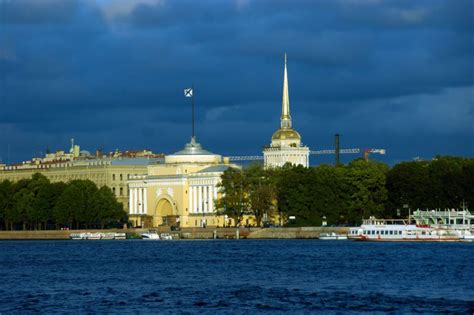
[100,232,116,240]
[160,233,173,240]
[70,233,84,240]
[348,217,460,242]
[84,232,102,240]
[114,232,127,240]
[319,232,347,240]
[140,230,160,240]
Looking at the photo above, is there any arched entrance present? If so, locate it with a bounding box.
[152,197,179,227]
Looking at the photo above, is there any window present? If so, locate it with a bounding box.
[112,187,116,195]
[120,174,123,181]
[112,174,116,181]
[120,187,123,196]
[389,231,393,235]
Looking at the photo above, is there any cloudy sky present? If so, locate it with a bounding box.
[0,0,473,165]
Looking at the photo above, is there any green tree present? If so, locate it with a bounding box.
[91,186,126,228]
[344,159,389,224]
[244,164,276,227]
[215,167,249,226]
[276,164,316,226]
[386,161,431,217]
[54,180,98,229]
[0,180,13,230]
[34,181,67,229]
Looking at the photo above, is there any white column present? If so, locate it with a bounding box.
[193,186,197,213]
[143,187,148,214]
[198,186,203,213]
[129,187,134,215]
[203,186,208,213]
[133,188,138,214]
[188,186,193,213]
[208,185,213,213]
[214,183,218,200]
[138,188,143,214]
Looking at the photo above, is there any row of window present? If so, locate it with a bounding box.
[364,230,402,235]
[112,187,126,197]
[112,174,139,181]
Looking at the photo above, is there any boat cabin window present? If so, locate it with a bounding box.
[389,231,393,235]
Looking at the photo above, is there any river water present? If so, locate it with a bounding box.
[0,240,472,313]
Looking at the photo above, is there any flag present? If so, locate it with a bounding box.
[184,88,193,97]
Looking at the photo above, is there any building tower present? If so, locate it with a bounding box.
[263,53,310,168]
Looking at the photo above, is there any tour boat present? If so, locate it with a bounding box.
[319,232,347,240]
[348,217,460,242]
[140,230,161,240]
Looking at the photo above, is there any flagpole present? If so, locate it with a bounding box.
[192,84,195,139]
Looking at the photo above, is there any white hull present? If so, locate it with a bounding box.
[69,232,128,240]
[141,230,160,240]
[319,233,347,240]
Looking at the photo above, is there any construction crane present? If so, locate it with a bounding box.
[228,134,385,163]
[228,148,385,163]
[310,148,386,162]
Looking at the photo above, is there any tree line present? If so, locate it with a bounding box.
[0,173,127,230]
[216,156,474,227]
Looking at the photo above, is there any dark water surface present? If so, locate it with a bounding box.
[0,240,473,313]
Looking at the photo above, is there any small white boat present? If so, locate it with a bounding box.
[160,233,173,240]
[70,233,84,240]
[100,232,116,240]
[114,232,127,240]
[319,232,348,240]
[84,232,102,240]
[140,230,160,240]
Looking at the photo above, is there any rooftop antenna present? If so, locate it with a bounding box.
[192,84,195,139]
[184,85,196,142]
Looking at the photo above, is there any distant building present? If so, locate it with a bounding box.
[263,54,309,168]
[0,140,164,212]
[128,137,239,228]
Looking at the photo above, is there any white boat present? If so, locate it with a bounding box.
[114,232,127,240]
[140,230,160,240]
[348,217,460,242]
[100,232,115,240]
[160,233,173,240]
[319,232,347,240]
[69,233,84,240]
[84,232,102,240]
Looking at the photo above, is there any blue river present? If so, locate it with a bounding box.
[0,240,472,313]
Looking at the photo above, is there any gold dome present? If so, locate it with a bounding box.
[271,128,301,141]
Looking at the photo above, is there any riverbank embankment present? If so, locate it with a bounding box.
[0,226,350,240]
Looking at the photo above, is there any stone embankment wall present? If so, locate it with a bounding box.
[0,227,350,240]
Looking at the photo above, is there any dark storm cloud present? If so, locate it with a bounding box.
[0,0,473,164]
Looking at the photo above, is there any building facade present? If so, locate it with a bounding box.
[128,137,238,228]
[263,54,310,168]
[0,143,163,212]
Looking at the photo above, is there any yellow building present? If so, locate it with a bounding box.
[0,143,163,212]
[128,137,239,228]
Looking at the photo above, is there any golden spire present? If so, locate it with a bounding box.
[281,52,292,129]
